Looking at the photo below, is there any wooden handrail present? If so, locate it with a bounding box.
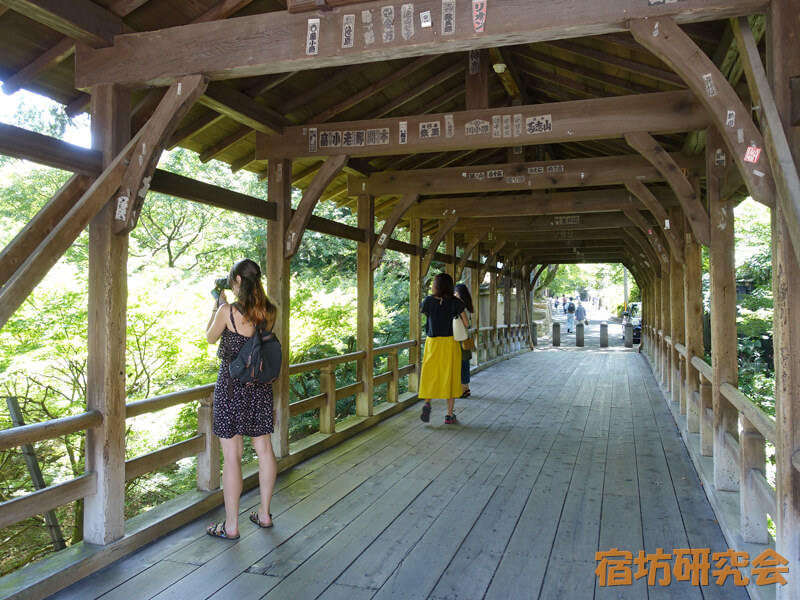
[720,382,777,445]
[374,340,416,353]
[751,468,777,521]
[289,350,366,374]
[674,342,687,358]
[793,450,800,475]
[125,435,205,482]
[0,410,103,451]
[690,356,713,382]
[126,385,214,419]
[0,473,96,529]
[664,335,672,346]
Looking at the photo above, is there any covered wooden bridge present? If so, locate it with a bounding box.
[0,0,798,598]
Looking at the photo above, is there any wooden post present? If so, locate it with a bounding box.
[408,219,422,393]
[489,272,498,359]
[653,276,661,367]
[267,158,292,458]
[356,194,374,417]
[684,225,704,434]
[669,207,686,411]
[5,397,66,550]
[196,392,220,492]
[387,350,399,403]
[319,367,337,434]
[445,230,456,280]
[470,245,480,365]
[503,275,512,355]
[769,2,800,591]
[660,268,671,389]
[708,127,739,492]
[700,376,714,457]
[740,418,768,543]
[84,84,128,545]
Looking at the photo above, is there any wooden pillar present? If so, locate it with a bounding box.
[684,227,704,434]
[408,219,422,392]
[669,207,685,411]
[83,84,129,546]
[769,0,800,590]
[503,275,512,355]
[445,230,456,280]
[356,194,374,417]
[653,275,661,370]
[465,49,489,110]
[470,246,480,365]
[708,128,739,492]
[267,158,292,458]
[489,272,498,359]
[660,267,671,388]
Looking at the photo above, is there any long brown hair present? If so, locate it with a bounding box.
[229,259,276,328]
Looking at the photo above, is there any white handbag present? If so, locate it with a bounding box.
[452,314,469,341]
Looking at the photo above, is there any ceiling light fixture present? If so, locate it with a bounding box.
[492,62,507,74]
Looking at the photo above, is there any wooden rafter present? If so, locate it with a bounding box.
[622,210,670,268]
[629,17,776,209]
[284,154,350,258]
[1,0,122,46]
[114,74,210,234]
[625,131,711,247]
[370,193,419,269]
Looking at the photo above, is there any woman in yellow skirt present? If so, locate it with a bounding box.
[419,273,470,424]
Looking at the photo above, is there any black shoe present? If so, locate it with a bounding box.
[421,402,431,423]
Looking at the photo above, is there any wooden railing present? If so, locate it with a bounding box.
[643,325,778,547]
[0,340,419,534]
[475,323,529,364]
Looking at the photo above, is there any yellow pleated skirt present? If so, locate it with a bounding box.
[418,336,463,400]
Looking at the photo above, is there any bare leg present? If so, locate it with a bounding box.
[252,434,277,525]
[220,435,243,536]
[446,397,455,416]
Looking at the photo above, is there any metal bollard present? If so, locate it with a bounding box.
[576,322,584,346]
[600,322,608,347]
[553,322,561,346]
[624,322,633,348]
[532,322,538,346]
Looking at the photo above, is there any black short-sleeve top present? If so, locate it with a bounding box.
[421,295,466,337]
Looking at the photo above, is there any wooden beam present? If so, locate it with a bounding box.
[113,74,209,234]
[284,154,349,258]
[421,217,458,278]
[370,193,419,269]
[365,62,464,120]
[624,179,684,263]
[199,82,289,135]
[1,0,123,46]
[732,16,800,268]
[466,50,490,110]
[629,17,777,209]
[75,0,767,88]
[457,212,635,232]
[406,189,658,219]
[349,152,704,196]
[0,122,102,176]
[1,38,75,96]
[260,91,710,160]
[623,208,671,267]
[625,131,711,246]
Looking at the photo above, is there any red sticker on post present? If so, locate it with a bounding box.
[472,0,486,32]
[743,146,762,163]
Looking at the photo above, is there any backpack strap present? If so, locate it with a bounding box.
[228,306,239,334]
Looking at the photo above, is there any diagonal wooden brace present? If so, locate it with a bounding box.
[284,154,349,258]
[629,18,776,209]
[421,217,458,278]
[623,209,671,269]
[113,74,209,234]
[625,132,710,247]
[625,179,684,263]
[479,240,506,282]
[455,233,485,281]
[370,192,418,270]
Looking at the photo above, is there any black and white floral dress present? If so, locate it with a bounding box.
[213,308,274,439]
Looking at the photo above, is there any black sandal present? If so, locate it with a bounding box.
[206,522,239,540]
[460,389,471,398]
[420,401,431,422]
[249,512,273,528]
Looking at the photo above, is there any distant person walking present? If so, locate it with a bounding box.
[575,300,587,325]
[561,295,568,314]
[566,297,576,333]
[419,273,469,424]
[454,283,474,399]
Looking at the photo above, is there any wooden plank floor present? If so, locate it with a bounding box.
[50,349,750,600]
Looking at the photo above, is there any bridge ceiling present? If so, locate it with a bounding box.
[0,0,762,272]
